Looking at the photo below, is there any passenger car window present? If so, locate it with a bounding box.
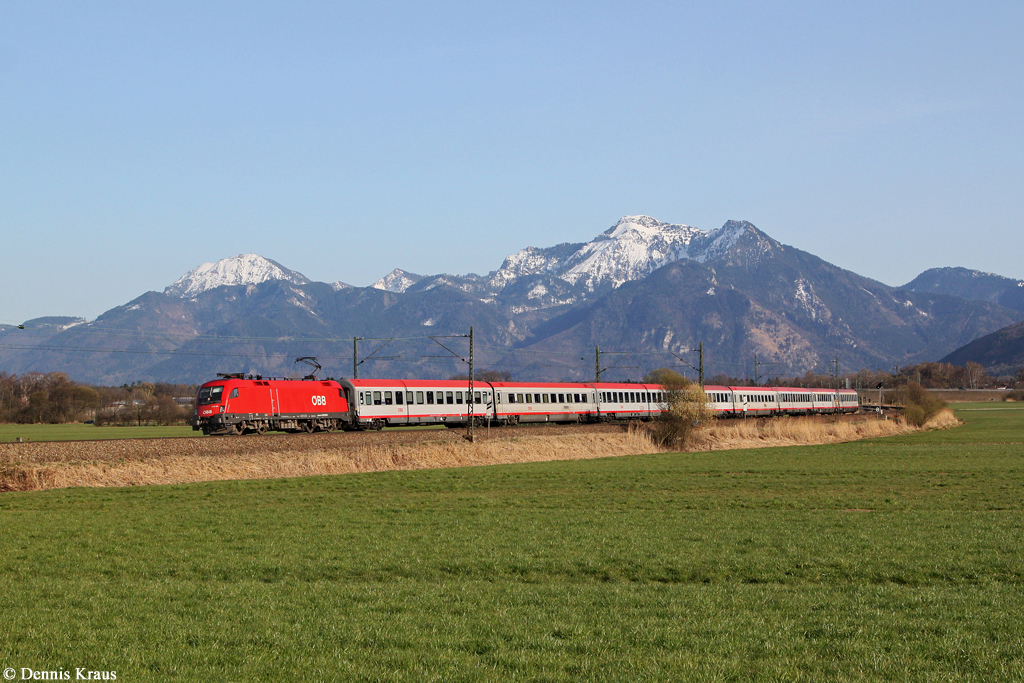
[373,391,382,406]
[426,391,434,405]
[446,391,454,405]
[384,391,393,405]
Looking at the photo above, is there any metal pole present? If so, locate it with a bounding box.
[468,326,474,443]
[353,337,359,378]
[834,356,839,418]
[698,341,704,387]
[595,346,601,383]
[754,352,759,386]
[892,365,899,405]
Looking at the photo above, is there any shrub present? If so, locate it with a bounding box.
[648,379,716,449]
[904,382,946,427]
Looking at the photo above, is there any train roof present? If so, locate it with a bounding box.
[343,379,663,390]
[200,376,340,387]
[489,381,603,389]
[710,386,858,393]
[344,378,475,388]
[206,376,860,394]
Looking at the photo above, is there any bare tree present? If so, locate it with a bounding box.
[965,361,986,390]
[643,368,716,449]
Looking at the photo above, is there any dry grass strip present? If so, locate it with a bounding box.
[0,410,958,492]
[0,431,654,492]
[694,408,958,451]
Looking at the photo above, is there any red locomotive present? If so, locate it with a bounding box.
[192,373,350,435]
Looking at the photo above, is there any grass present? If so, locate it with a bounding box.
[0,406,1022,680]
[0,422,453,444]
[0,423,198,443]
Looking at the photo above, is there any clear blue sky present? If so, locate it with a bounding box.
[2,1,1022,323]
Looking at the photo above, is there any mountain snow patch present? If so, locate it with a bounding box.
[528,283,549,299]
[559,216,705,290]
[794,279,830,321]
[373,269,422,293]
[490,247,566,289]
[166,254,310,297]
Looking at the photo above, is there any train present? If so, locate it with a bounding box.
[191,373,860,436]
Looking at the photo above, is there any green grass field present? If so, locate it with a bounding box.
[0,405,1022,681]
[0,423,199,443]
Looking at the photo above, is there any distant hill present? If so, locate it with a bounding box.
[1,216,1021,384]
[903,267,1024,313]
[941,319,1024,375]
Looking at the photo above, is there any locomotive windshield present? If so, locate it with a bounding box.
[197,385,224,405]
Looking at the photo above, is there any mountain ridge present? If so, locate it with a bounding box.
[902,267,1024,313]
[2,216,1021,384]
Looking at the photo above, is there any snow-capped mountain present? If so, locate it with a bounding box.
[372,269,423,293]
[377,216,785,315]
[558,215,706,290]
[488,215,705,293]
[165,254,311,298]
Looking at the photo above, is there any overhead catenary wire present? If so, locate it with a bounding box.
[7,324,719,362]
[3,323,808,381]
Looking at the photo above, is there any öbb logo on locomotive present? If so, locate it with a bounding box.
[191,374,860,436]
